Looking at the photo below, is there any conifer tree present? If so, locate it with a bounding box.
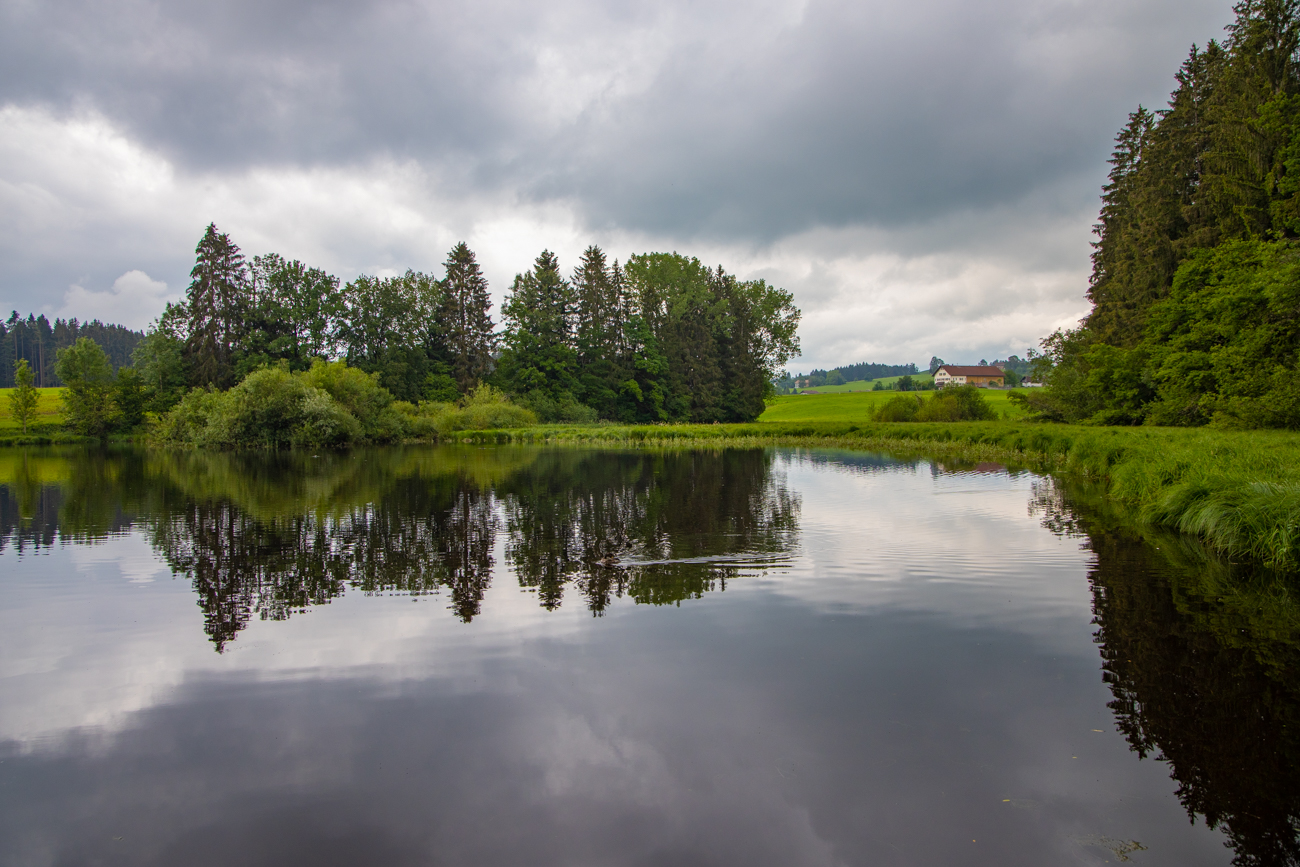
[184,223,249,388]
[499,250,578,407]
[571,245,629,415]
[440,242,495,392]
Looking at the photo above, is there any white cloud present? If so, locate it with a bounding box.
[58,270,177,331]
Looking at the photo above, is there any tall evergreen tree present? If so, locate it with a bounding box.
[499,251,579,407]
[440,242,495,392]
[571,246,630,416]
[184,224,250,388]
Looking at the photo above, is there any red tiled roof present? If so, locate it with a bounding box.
[937,365,1005,376]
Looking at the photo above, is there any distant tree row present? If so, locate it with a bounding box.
[1031,0,1300,427]
[133,225,801,423]
[775,361,918,393]
[0,313,142,388]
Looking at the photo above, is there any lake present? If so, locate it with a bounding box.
[1,446,1296,866]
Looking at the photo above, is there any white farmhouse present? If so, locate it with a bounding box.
[933,365,1005,388]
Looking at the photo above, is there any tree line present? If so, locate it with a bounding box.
[0,313,141,388]
[775,361,918,392]
[1030,0,1300,428]
[129,224,801,424]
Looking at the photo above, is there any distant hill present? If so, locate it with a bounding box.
[0,314,144,388]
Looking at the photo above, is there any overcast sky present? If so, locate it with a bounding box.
[0,0,1232,370]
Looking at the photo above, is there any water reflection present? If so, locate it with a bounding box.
[1035,480,1300,867]
[0,447,798,649]
[2,447,1298,865]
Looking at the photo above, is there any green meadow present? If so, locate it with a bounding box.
[0,387,68,437]
[758,389,1030,422]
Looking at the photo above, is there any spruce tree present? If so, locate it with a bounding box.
[499,251,579,412]
[440,242,495,392]
[571,245,629,415]
[184,223,249,388]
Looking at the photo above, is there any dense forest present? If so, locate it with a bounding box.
[0,314,141,387]
[130,225,800,425]
[1032,0,1300,428]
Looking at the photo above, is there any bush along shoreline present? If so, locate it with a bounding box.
[152,362,536,448]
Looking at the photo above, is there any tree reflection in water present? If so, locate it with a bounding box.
[0,446,798,649]
[1033,479,1300,867]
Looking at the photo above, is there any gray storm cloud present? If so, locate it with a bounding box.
[0,0,1232,363]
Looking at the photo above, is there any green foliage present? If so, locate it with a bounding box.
[411,384,538,434]
[8,359,38,432]
[515,389,599,423]
[140,227,800,427]
[337,269,443,402]
[301,359,410,442]
[1033,239,1300,426]
[422,363,461,403]
[154,367,361,449]
[113,367,147,429]
[440,242,495,392]
[152,363,542,448]
[246,253,342,369]
[184,223,248,388]
[622,253,799,422]
[1045,3,1300,428]
[871,386,995,422]
[132,319,188,413]
[498,250,579,402]
[872,394,921,421]
[914,386,997,421]
[55,337,116,437]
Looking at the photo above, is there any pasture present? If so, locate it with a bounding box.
[0,387,66,431]
[759,389,1032,423]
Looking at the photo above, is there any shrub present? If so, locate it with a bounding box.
[405,385,538,435]
[114,367,148,429]
[515,388,598,423]
[154,388,228,445]
[873,394,922,422]
[916,385,997,422]
[155,367,362,449]
[153,363,539,448]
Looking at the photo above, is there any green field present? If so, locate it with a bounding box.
[794,373,934,393]
[759,389,1031,422]
[0,387,66,431]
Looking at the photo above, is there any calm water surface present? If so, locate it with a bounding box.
[0,446,1296,866]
